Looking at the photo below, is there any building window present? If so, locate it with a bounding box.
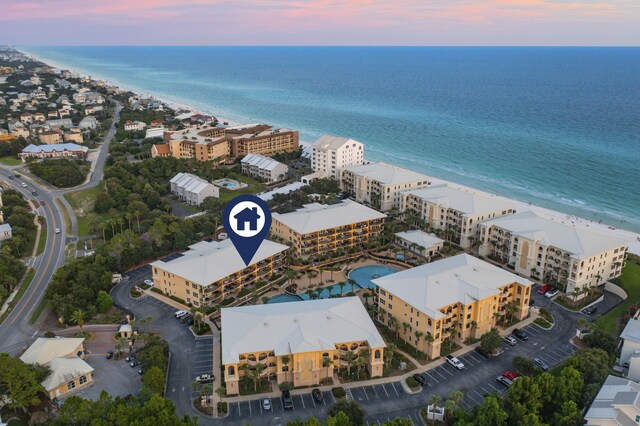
[68,380,75,390]
[79,375,87,385]
[375,350,381,359]
[228,366,235,376]
[282,366,289,372]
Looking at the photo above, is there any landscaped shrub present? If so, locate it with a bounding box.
[406,376,419,388]
[217,402,228,413]
[332,386,346,398]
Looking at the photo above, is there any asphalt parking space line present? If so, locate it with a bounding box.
[544,351,564,362]
[426,370,443,382]
[236,402,241,417]
[461,354,479,365]
[391,382,401,396]
[486,382,503,392]
[370,385,379,398]
[380,384,390,397]
[555,346,574,356]
[472,389,487,401]
[439,365,456,376]
[362,387,370,400]
[299,395,305,409]
[478,384,495,395]
[467,352,484,363]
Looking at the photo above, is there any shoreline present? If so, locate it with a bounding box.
[19,48,640,255]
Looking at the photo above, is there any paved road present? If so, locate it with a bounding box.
[0,168,67,356]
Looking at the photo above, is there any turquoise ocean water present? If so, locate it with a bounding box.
[22,46,640,231]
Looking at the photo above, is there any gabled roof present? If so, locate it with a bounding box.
[342,162,430,185]
[41,357,94,391]
[272,200,386,235]
[585,375,640,423]
[404,183,516,216]
[621,318,640,343]
[311,135,362,150]
[373,254,532,319]
[221,297,385,364]
[22,143,88,154]
[482,210,628,259]
[395,230,444,249]
[241,153,286,172]
[20,337,85,365]
[151,239,288,286]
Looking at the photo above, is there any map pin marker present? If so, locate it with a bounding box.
[222,194,272,266]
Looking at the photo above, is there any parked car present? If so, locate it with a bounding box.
[512,328,529,341]
[502,335,517,346]
[31,191,38,196]
[21,182,27,188]
[538,285,552,295]
[40,200,46,205]
[582,306,598,316]
[312,388,324,402]
[496,375,513,387]
[474,346,490,359]
[144,279,154,286]
[262,398,271,411]
[174,310,187,319]
[503,371,518,381]
[106,351,114,359]
[7,175,13,179]
[281,390,294,410]
[195,374,214,383]
[529,299,535,306]
[125,354,136,362]
[534,358,549,371]
[130,360,141,368]
[445,354,465,370]
[412,373,428,386]
[138,368,144,375]
[180,315,192,324]
[186,317,194,326]
[545,288,560,299]
[14,174,21,178]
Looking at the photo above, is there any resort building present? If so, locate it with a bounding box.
[151,239,288,308]
[584,375,640,426]
[310,135,364,179]
[271,200,386,258]
[221,297,386,395]
[395,230,444,261]
[40,130,63,145]
[63,130,84,144]
[124,120,147,131]
[19,143,88,161]
[619,313,640,382]
[225,124,299,157]
[0,223,12,241]
[169,172,219,206]
[241,153,289,183]
[477,210,628,297]
[339,162,431,211]
[401,184,517,248]
[20,338,94,399]
[153,126,229,161]
[373,254,532,359]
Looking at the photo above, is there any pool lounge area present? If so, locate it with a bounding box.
[268,265,398,304]
[212,178,248,191]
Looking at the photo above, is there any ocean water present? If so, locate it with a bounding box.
[22,46,640,231]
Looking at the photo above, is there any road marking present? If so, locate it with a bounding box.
[381,383,390,398]
[424,371,440,383]
[300,395,305,409]
[237,402,241,416]
[440,366,455,377]
[248,401,251,416]
[362,387,370,400]
[391,382,401,396]
[371,385,378,398]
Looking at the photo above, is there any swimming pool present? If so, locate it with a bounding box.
[267,264,399,303]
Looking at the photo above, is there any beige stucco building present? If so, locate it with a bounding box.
[151,239,288,308]
[271,200,386,258]
[339,162,431,211]
[40,130,64,145]
[478,210,628,298]
[401,183,517,248]
[311,135,364,179]
[373,254,532,359]
[222,297,386,395]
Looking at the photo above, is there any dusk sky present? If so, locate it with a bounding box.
[1,0,639,46]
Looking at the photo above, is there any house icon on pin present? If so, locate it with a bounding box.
[234,207,261,231]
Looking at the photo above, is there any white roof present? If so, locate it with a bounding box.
[20,337,85,365]
[395,230,444,249]
[272,200,386,235]
[373,254,532,319]
[585,375,640,423]
[0,223,11,233]
[342,162,430,185]
[151,239,288,286]
[621,318,640,343]
[22,143,88,154]
[258,182,305,201]
[404,183,516,216]
[170,172,214,195]
[221,297,386,364]
[311,135,361,150]
[41,357,94,391]
[482,210,628,259]
[241,153,286,171]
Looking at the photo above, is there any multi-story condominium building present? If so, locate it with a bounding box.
[20,143,88,161]
[20,338,94,399]
[151,239,288,308]
[373,254,532,359]
[478,210,628,297]
[619,313,640,382]
[241,153,289,183]
[585,375,640,426]
[40,130,63,145]
[222,297,385,395]
[169,172,219,206]
[340,162,431,211]
[395,230,444,261]
[153,126,229,161]
[271,200,386,258]
[401,184,517,248]
[310,135,364,178]
[226,124,299,157]
[123,120,147,131]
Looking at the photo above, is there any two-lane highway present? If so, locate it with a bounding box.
[0,167,67,355]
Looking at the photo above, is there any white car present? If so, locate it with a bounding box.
[545,288,560,299]
[174,310,187,319]
[55,228,61,234]
[144,279,154,286]
[262,398,271,411]
[445,354,464,370]
[195,374,214,383]
[21,183,28,188]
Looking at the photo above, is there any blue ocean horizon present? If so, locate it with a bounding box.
[22,46,640,232]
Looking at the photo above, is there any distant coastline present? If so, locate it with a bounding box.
[18,46,640,254]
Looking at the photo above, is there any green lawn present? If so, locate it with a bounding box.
[36,220,47,256]
[0,156,21,166]
[218,179,265,202]
[63,183,114,235]
[596,261,640,335]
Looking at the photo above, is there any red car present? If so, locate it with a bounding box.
[40,201,46,206]
[537,285,551,295]
[503,371,518,381]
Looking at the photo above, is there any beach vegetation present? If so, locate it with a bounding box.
[28,159,90,188]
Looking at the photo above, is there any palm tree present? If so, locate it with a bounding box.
[285,269,296,286]
[253,363,265,391]
[391,318,401,339]
[305,289,314,300]
[429,394,442,426]
[215,386,226,399]
[424,333,434,357]
[70,309,86,335]
[115,336,124,356]
[384,343,396,368]
[414,331,424,355]
[306,270,313,287]
[318,267,325,283]
[281,355,290,380]
[402,322,409,338]
[363,292,370,307]
[344,350,357,376]
[347,279,357,293]
[338,281,346,295]
[145,316,153,333]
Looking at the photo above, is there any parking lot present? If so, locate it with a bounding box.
[71,352,143,400]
